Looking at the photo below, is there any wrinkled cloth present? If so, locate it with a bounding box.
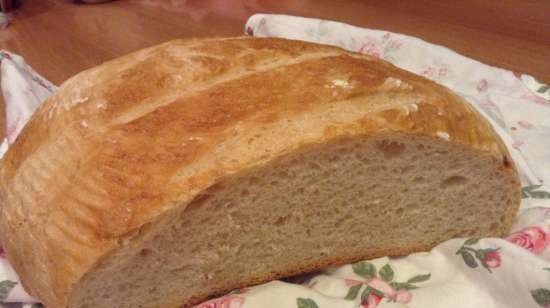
[1,14,550,308]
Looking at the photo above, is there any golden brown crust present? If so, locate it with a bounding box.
[0,37,518,308]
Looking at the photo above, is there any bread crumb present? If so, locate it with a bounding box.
[402,103,419,115]
[74,97,88,105]
[388,77,403,86]
[384,77,413,90]
[60,89,89,110]
[436,131,450,140]
[331,79,353,89]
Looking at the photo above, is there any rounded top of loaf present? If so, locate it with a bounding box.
[0,37,512,307]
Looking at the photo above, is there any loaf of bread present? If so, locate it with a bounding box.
[0,37,520,308]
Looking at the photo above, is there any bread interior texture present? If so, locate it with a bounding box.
[71,133,518,308]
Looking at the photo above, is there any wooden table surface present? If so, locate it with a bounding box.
[0,0,549,138]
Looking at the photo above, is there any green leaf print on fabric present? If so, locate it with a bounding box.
[360,286,384,302]
[352,262,377,279]
[532,288,550,307]
[460,250,478,268]
[531,268,550,307]
[456,239,502,273]
[407,274,431,283]
[390,282,418,290]
[522,185,550,199]
[379,264,394,282]
[296,298,319,308]
[537,85,550,94]
[0,280,17,301]
[464,238,480,246]
[360,287,370,302]
[344,262,430,306]
[345,284,362,300]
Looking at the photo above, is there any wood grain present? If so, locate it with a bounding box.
[0,0,548,139]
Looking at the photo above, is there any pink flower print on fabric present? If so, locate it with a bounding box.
[0,51,12,60]
[357,33,402,60]
[512,140,524,150]
[420,65,448,79]
[419,66,435,78]
[345,277,413,307]
[358,40,383,58]
[420,62,448,80]
[456,239,502,272]
[345,278,362,287]
[481,250,502,269]
[191,295,245,308]
[386,39,403,50]
[521,92,550,107]
[362,292,382,308]
[507,226,549,254]
[367,277,412,304]
[368,278,395,298]
[0,246,5,258]
[395,289,412,303]
[477,79,489,92]
[345,262,430,307]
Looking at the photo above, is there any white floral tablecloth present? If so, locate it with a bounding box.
[1,14,550,308]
